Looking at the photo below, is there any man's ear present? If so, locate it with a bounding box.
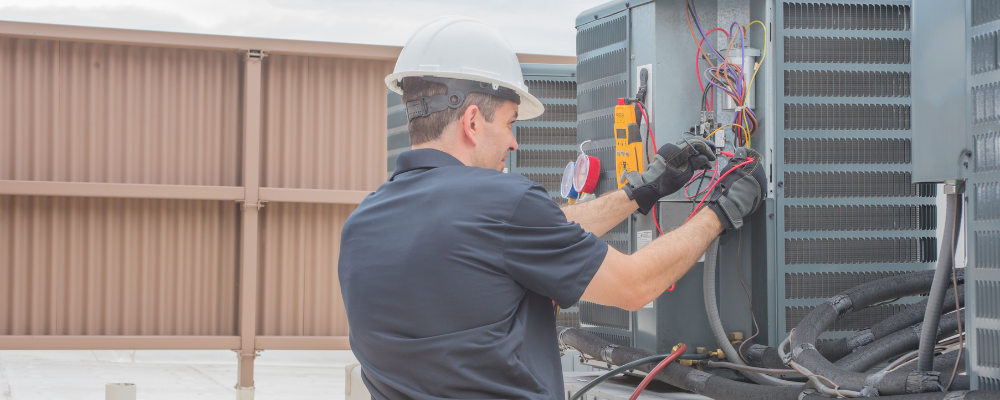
[461,104,482,146]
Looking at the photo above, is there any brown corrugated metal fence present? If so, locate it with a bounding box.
[0,20,574,390]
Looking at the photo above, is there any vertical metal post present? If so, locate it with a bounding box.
[236,49,264,400]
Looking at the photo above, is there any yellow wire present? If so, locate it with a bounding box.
[741,20,767,149]
[705,123,748,140]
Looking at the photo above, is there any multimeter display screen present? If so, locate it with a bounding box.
[616,128,627,139]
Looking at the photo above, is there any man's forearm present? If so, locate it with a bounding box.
[630,207,723,304]
[562,190,638,236]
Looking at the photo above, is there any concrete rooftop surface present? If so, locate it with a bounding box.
[0,350,359,400]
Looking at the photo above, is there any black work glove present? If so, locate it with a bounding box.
[707,148,766,232]
[623,135,716,215]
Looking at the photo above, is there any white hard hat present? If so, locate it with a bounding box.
[386,16,545,121]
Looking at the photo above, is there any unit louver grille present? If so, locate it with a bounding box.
[977,231,1000,269]
[515,150,577,168]
[786,304,906,332]
[516,127,577,146]
[579,81,627,114]
[531,104,577,123]
[978,329,1000,368]
[975,132,1000,172]
[525,80,577,99]
[972,0,1000,27]
[577,48,628,83]
[520,173,562,194]
[783,3,910,31]
[976,281,1000,320]
[784,37,910,64]
[976,182,1000,221]
[784,205,935,232]
[972,31,1000,75]
[784,71,909,97]
[580,301,631,330]
[577,15,627,54]
[578,114,614,142]
[784,104,910,130]
[593,332,632,347]
[784,138,910,164]
[785,271,909,299]
[973,82,1000,125]
[785,237,937,264]
[387,132,410,150]
[783,171,934,198]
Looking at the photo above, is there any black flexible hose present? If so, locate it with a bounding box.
[834,311,963,373]
[739,284,964,370]
[918,192,963,371]
[569,353,671,400]
[787,269,961,394]
[559,326,995,400]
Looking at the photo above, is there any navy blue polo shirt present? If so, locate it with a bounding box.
[339,148,608,400]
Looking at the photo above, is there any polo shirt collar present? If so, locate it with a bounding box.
[390,148,467,181]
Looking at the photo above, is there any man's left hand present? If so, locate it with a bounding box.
[623,135,716,214]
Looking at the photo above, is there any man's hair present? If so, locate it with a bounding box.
[401,77,508,145]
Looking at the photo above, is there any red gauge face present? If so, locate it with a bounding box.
[573,154,601,194]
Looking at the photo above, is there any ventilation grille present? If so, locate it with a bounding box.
[785,237,937,264]
[784,37,910,64]
[784,104,911,130]
[782,3,910,31]
[530,104,576,123]
[784,70,909,97]
[786,304,905,332]
[973,82,1000,125]
[972,0,1000,27]
[784,171,935,198]
[578,114,614,142]
[977,231,1000,269]
[978,329,1000,368]
[580,301,630,330]
[387,132,410,150]
[577,48,628,83]
[521,173,562,194]
[976,132,1000,173]
[607,220,629,235]
[785,271,909,299]
[579,81,627,114]
[976,281,1000,320]
[975,182,1000,221]
[525,80,577,100]
[516,127,576,146]
[387,110,408,131]
[784,138,911,164]
[556,310,580,328]
[606,239,628,254]
[972,32,1000,75]
[981,376,1000,391]
[577,15,627,55]
[785,205,935,232]
[515,150,577,168]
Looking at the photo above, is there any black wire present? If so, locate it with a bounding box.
[570,353,672,400]
[637,100,653,164]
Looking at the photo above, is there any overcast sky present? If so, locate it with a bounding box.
[0,0,609,56]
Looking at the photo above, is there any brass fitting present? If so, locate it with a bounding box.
[672,343,685,353]
[679,359,697,367]
[728,332,744,344]
[695,347,707,354]
[708,349,726,360]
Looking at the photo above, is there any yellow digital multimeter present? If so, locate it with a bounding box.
[614,99,644,189]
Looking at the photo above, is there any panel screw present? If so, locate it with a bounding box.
[768,213,775,219]
[625,2,630,7]
[964,161,969,168]
[777,181,783,187]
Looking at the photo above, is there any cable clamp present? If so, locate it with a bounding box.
[733,105,749,112]
[601,344,619,365]
[556,328,570,353]
[861,369,888,397]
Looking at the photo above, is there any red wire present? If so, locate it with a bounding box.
[628,344,687,400]
[634,101,664,236]
[684,157,754,223]
[696,28,729,112]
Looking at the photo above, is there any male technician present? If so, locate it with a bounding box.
[339,17,766,400]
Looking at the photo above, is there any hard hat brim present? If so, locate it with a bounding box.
[386,71,545,121]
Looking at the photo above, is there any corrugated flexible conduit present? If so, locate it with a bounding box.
[918,191,963,371]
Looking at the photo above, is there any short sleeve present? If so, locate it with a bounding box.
[502,184,609,308]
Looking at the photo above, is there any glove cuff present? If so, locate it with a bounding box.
[707,201,739,233]
[625,184,658,215]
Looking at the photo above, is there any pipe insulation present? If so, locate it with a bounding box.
[918,192,963,372]
[834,311,963,374]
[557,327,997,400]
[786,269,962,395]
[702,237,801,386]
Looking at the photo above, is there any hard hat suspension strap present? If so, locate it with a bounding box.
[403,77,520,121]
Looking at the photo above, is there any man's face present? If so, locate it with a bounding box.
[472,100,519,171]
